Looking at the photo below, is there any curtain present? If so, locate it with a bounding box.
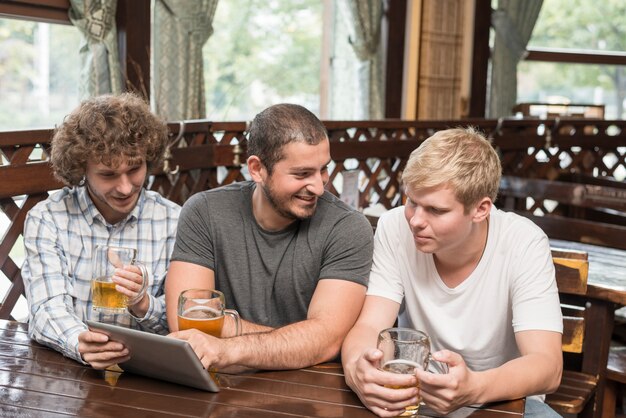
[69,0,122,98]
[152,0,218,121]
[339,0,384,119]
[489,0,543,117]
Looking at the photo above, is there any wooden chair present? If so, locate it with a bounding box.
[547,248,614,418]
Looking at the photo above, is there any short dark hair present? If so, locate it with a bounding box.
[247,103,328,173]
[51,92,168,186]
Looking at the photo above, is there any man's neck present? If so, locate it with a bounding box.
[433,218,489,288]
[251,186,294,232]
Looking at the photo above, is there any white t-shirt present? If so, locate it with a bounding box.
[367,206,563,372]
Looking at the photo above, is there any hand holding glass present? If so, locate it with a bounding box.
[91,245,148,314]
[377,327,448,416]
[177,289,241,337]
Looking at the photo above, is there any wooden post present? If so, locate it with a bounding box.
[116,0,151,98]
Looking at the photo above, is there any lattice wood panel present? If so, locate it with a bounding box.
[494,119,626,218]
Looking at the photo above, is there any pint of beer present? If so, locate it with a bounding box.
[91,245,148,314]
[377,328,431,416]
[177,289,241,337]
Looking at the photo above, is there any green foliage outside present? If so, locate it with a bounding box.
[0,18,80,130]
[521,0,626,118]
[203,0,322,120]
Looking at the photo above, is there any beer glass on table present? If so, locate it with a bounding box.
[177,289,241,337]
[91,246,148,314]
[377,327,448,416]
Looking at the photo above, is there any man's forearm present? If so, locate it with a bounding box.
[220,318,341,370]
[473,353,562,404]
[239,318,273,335]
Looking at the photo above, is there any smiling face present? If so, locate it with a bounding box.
[251,138,331,231]
[403,184,483,256]
[85,158,147,225]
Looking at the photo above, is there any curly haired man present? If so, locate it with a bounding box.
[22,93,181,369]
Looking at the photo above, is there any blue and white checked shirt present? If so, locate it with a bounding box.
[22,186,181,363]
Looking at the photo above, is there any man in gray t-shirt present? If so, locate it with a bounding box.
[166,103,373,371]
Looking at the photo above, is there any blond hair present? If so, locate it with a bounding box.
[401,127,501,211]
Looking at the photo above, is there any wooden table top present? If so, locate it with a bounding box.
[551,239,626,306]
[0,320,524,417]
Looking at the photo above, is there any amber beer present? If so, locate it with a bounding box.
[92,277,127,313]
[178,306,225,337]
[177,289,241,337]
[382,359,422,416]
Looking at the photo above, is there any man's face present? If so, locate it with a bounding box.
[85,158,147,225]
[403,184,477,255]
[260,139,331,226]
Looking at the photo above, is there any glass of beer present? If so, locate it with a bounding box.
[377,327,437,416]
[91,246,148,314]
[177,289,241,337]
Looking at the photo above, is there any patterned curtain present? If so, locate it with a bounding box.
[152,0,218,121]
[489,0,543,117]
[69,0,123,98]
[339,0,384,119]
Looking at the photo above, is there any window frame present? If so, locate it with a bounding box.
[0,1,71,25]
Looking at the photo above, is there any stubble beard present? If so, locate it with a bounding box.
[261,182,316,222]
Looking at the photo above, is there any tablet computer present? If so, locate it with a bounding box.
[86,320,219,392]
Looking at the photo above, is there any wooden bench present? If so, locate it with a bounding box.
[547,248,615,418]
[498,175,626,251]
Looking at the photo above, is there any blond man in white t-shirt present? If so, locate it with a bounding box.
[342,128,563,418]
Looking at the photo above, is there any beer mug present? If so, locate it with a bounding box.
[91,245,148,314]
[377,327,448,416]
[177,289,241,337]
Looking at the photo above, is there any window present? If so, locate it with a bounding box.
[518,0,626,119]
[0,17,81,130]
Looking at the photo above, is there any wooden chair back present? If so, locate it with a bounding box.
[548,248,614,418]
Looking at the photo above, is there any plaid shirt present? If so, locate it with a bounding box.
[22,186,181,363]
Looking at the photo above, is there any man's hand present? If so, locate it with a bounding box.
[169,329,228,369]
[78,329,130,370]
[344,348,421,418]
[415,350,476,415]
[112,265,149,317]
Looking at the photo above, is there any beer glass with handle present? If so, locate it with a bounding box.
[377,327,448,416]
[177,289,241,337]
[91,245,148,314]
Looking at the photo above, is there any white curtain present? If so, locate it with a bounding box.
[339,0,385,119]
[69,0,123,98]
[489,0,543,117]
[152,0,219,120]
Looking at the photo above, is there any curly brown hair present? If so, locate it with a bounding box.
[50,93,168,186]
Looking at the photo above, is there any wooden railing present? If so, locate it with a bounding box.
[1,118,626,320]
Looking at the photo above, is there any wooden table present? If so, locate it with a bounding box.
[0,320,524,417]
[551,239,626,306]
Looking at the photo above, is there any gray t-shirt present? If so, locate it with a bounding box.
[171,181,373,327]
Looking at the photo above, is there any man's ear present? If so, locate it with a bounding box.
[247,155,265,183]
[472,197,492,223]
